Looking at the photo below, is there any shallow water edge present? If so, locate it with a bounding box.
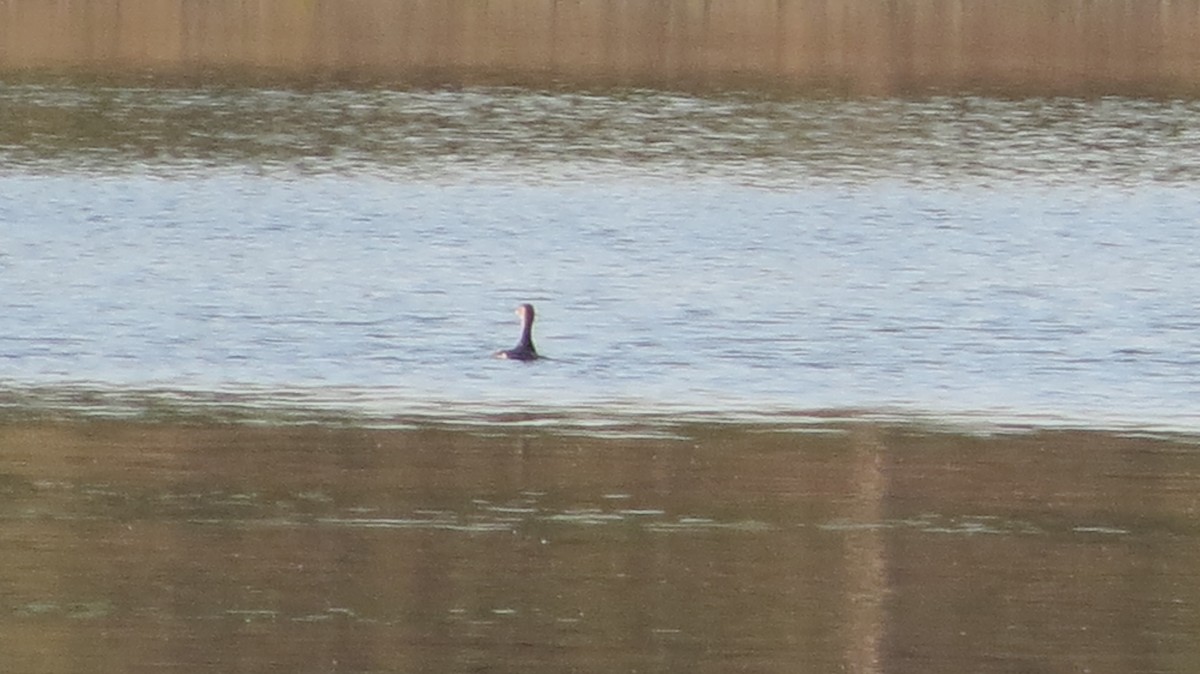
[1,383,1196,437]
[1,416,1197,673]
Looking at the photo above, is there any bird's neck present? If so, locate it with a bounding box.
[517,317,534,349]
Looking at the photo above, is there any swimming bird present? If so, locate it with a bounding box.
[495,303,538,361]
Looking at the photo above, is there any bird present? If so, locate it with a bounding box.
[495,303,539,361]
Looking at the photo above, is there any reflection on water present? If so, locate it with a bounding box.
[4,83,1200,429]
[4,83,1200,184]
[0,420,1197,673]
[3,78,1200,671]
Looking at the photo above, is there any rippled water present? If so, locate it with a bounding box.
[5,80,1200,673]
[3,82,1200,429]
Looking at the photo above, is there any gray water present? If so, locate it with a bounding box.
[3,83,1200,429]
[4,81,1200,674]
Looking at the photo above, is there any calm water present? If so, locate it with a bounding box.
[2,81,1200,674]
[2,420,1198,674]
[2,83,1200,428]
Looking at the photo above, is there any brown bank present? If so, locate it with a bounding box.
[2,0,1200,95]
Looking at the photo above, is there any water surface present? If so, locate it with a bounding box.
[3,80,1200,674]
[3,85,1200,428]
[1,420,1197,673]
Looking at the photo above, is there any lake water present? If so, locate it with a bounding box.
[2,80,1200,673]
[3,83,1200,429]
[3,419,1199,674]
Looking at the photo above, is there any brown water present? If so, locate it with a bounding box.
[1,419,1196,673]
